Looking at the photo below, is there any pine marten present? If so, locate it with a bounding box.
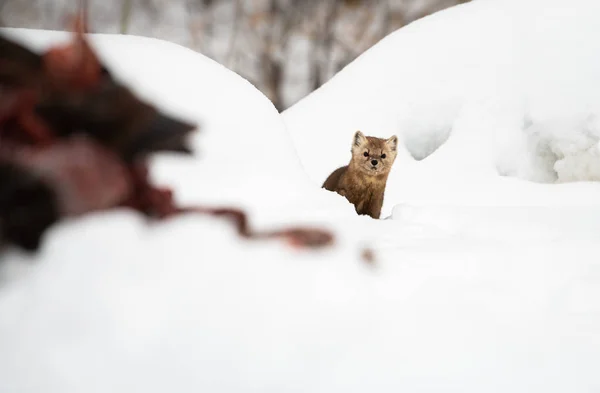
[322,131,398,219]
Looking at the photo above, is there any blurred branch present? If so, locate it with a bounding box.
[120,0,133,34]
[0,0,7,26]
[225,0,243,68]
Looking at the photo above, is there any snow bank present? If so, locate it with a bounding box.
[0,28,351,224]
[0,29,358,392]
[2,9,600,393]
[283,0,600,214]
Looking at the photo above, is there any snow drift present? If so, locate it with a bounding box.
[2,2,600,393]
[0,27,349,221]
[283,0,600,214]
[0,28,356,393]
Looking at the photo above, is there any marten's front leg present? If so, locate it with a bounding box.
[367,195,383,219]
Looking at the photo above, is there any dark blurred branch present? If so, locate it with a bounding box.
[0,0,7,26]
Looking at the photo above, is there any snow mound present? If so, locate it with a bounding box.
[0,27,351,223]
[0,28,361,392]
[283,0,600,213]
[2,24,600,393]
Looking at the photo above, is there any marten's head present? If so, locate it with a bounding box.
[350,131,398,176]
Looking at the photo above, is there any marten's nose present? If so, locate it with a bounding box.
[371,160,378,166]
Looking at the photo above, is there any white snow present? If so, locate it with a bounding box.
[2,0,600,391]
[284,0,600,212]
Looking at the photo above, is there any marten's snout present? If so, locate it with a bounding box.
[371,160,378,166]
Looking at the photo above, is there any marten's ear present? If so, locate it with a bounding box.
[353,131,367,149]
[385,135,398,152]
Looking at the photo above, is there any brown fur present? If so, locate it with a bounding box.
[322,131,398,219]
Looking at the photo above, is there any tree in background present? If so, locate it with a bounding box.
[0,0,471,110]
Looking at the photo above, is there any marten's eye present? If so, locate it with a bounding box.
[363,152,369,157]
[381,154,386,159]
